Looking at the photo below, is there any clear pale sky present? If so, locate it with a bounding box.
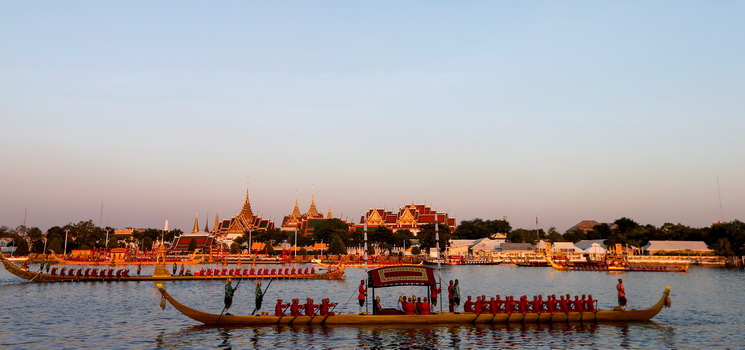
[2,1,744,233]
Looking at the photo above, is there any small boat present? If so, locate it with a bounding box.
[49,251,204,266]
[545,243,689,272]
[312,259,423,268]
[0,252,345,283]
[157,265,672,326]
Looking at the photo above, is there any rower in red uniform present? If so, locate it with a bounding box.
[474,296,484,314]
[585,295,597,312]
[304,298,317,316]
[320,298,337,316]
[463,296,475,313]
[419,297,431,315]
[531,296,542,313]
[403,298,416,315]
[558,295,569,312]
[517,296,529,314]
[290,299,302,316]
[487,297,497,314]
[546,295,556,313]
[504,296,515,313]
[573,296,584,312]
[275,299,289,316]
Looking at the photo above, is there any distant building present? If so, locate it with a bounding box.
[642,241,713,255]
[171,214,218,252]
[574,239,607,251]
[357,204,456,235]
[446,238,506,257]
[568,220,602,231]
[537,241,583,254]
[498,243,537,252]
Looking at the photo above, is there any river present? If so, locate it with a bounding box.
[1,263,743,349]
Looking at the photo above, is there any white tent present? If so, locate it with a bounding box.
[584,242,607,254]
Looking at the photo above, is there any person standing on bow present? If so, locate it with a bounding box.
[430,284,441,313]
[255,280,265,313]
[224,278,236,315]
[358,279,367,314]
[617,278,627,309]
[452,279,461,313]
[447,280,455,312]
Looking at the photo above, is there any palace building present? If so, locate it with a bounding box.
[357,204,456,235]
[280,193,354,235]
[214,191,275,244]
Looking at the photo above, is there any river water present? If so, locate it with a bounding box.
[1,263,743,349]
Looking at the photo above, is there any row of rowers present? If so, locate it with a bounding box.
[45,267,132,278]
[462,294,598,314]
[193,267,333,277]
[274,298,339,317]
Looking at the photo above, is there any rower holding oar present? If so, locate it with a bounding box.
[224,278,236,315]
[254,280,264,314]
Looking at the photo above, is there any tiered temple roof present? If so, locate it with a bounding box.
[357,203,456,234]
[215,190,275,237]
[281,194,354,234]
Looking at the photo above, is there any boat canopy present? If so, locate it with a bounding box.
[367,265,437,288]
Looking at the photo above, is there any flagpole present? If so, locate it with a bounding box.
[364,211,369,314]
[435,212,442,312]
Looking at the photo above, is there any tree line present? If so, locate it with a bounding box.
[3,217,744,257]
[0,220,182,255]
[453,217,745,257]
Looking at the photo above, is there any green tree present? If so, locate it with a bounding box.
[312,219,350,244]
[48,237,63,254]
[455,218,512,239]
[106,237,119,249]
[142,236,153,251]
[188,239,198,252]
[370,226,394,254]
[14,237,29,256]
[545,227,563,242]
[265,243,276,255]
[508,229,542,245]
[393,229,414,248]
[229,242,240,254]
[411,246,421,255]
[417,223,451,252]
[328,235,347,255]
[299,247,308,256]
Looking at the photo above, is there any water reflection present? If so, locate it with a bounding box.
[1,265,744,349]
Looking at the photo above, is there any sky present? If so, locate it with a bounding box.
[1,1,744,233]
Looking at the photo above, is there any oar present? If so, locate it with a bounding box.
[275,304,292,325]
[337,289,358,315]
[470,311,483,324]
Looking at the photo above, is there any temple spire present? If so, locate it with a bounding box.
[213,214,220,233]
[240,187,254,219]
[291,194,302,219]
[327,201,333,219]
[203,212,210,232]
[306,186,320,218]
[192,212,199,233]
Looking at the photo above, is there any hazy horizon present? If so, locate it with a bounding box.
[2,1,743,233]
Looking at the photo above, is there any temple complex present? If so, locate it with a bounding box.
[357,203,456,235]
[171,213,218,252]
[280,193,353,235]
[214,190,275,244]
